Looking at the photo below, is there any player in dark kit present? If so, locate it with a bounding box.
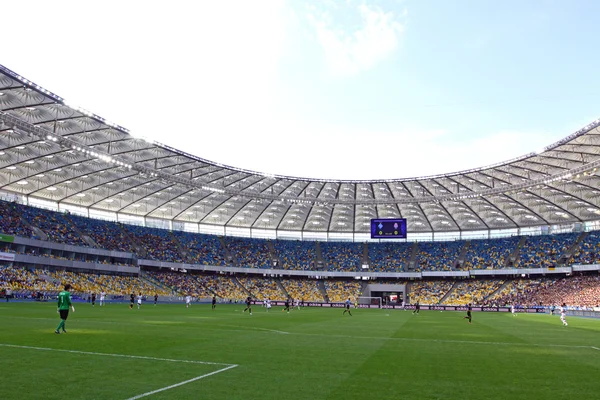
[343,298,353,316]
[154,294,158,306]
[464,303,472,324]
[91,293,96,307]
[55,284,75,334]
[283,297,290,313]
[413,301,420,314]
[129,293,135,309]
[211,295,216,310]
[243,296,252,315]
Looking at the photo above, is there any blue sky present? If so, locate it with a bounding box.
[2,0,599,180]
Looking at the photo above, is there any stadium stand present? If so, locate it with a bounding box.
[515,232,579,268]
[408,281,454,304]
[280,278,324,302]
[415,241,465,271]
[272,239,317,270]
[368,242,412,272]
[324,279,362,303]
[226,237,272,269]
[237,275,285,300]
[463,237,520,270]
[321,241,363,271]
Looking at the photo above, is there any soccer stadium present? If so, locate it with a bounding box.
[2,7,600,399]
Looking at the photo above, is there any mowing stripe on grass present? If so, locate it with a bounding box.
[125,364,238,400]
[279,332,597,351]
[0,343,237,366]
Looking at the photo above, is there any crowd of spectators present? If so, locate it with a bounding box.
[18,206,88,246]
[280,278,324,302]
[125,225,184,262]
[172,231,227,266]
[321,242,363,272]
[237,276,284,300]
[487,279,547,307]
[272,240,316,270]
[3,201,600,278]
[324,280,361,302]
[146,270,221,297]
[69,214,137,253]
[415,241,465,272]
[0,201,34,238]
[0,265,48,291]
[516,232,579,268]
[226,237,272,269]
[443,279,505,305]
[367,242,412,272]
[408,281,453,304]
[488,275,600,308]
[463,237,520,270]
[570,231,600,265]
[0,265,171,296]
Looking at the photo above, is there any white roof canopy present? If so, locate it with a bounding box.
[1,64,599,234]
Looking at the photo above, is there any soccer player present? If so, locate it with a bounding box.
[550,305,556,315]
[137,293,143,309]
[560,303,568,326]
[185,295,192,308]
[211,295,216,310]
[283,297,290,313]
[343,298,353,316]
[154,294,158,306]
[294,298,301,311]
[99,291,106,306]
[243,296,252,315]
[266,299,271,312]
[511,304,516,316]
[463,303,472,324]
[129,293,135,309]
[413,301,420,315]
[55,284,75,334]
[91,293,96,307]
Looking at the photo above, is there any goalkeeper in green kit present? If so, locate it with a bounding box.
[55,284,75,334]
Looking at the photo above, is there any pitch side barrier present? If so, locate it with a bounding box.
[251,301,548,313]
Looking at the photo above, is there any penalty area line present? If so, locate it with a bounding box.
[125,364,238,400]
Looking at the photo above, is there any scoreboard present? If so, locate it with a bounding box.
[370,218,407,239]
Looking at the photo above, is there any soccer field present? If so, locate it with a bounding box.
[1,302,599,400]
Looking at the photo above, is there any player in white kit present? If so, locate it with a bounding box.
[560,303,568,326]
[511,304,516,316]
[99,291,106,306]
[137,293,142,309]
[266,299,272,312]
[185,295,192,308]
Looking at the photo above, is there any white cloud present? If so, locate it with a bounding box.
[308,4,405,77]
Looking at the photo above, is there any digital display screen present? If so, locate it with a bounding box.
[370,218,407,239]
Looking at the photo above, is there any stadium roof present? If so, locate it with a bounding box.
[1,64,600,235]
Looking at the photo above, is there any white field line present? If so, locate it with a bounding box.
[1,343,239,399]
[125,364,238,400]
[591,346,600,351]
[0,343,235,366]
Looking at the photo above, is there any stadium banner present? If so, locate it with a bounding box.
[421,270,469,277]
[0,233,14,243]
[251,301,545,313]
[0,251,15,261]
[572,264,600,272]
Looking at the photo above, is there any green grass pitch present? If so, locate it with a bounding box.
[1,302,599,399]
